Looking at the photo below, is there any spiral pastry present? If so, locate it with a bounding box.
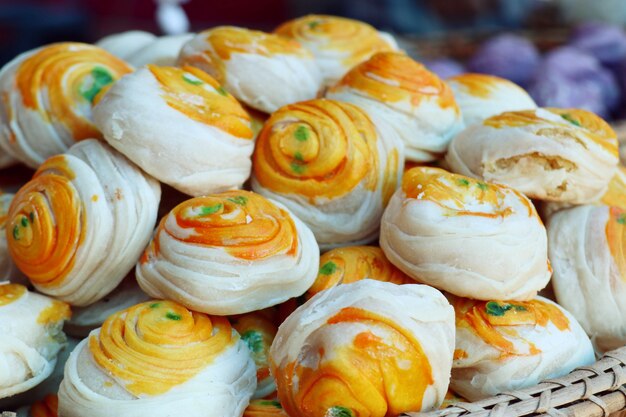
[0,283,71,402]
[6,139,161,306]
[327,52,463,162]
[447,73,537,127]
[136,190,319,315]
[231,313,278,399]
[381,167,551,300]
[178,26,321,114]
[446,108,619,203]
[58,300,256,417]
[548,205,626,352]
[0,190,22,283]
[307,246,413,299]
[275,15,398,87]
[450,296,594,400]
[244,400,288,417]
[0,42,133,168]
[16,394,58,417]
[97,30,194,67]
[93,64,255,196]
[270,280,455,417]
[252,99,403,248]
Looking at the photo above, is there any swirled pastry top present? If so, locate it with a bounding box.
[0,42,133,168]
[275,15,396,86]
[243,400,288,417]
[447,73,537,126]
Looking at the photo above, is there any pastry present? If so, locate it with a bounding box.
[95,31,157,60]
[446,108,619,203]
[270,280,455,417]
[136,190,319,315]
[447,73,537,126]
[231,313,278,399]
[128,33,194,67]
[58,300,256,417]
[275,15,397,87]
[306,245,413,299]
[326,51,463,162]
[243,400,288,417]
[64,274,150,337]
[450,296,594,400]
[251,99,402,248]
[0,283,71,402]
[16,394,58,417]
[0,42,132,168]
[178,26,321,113]
[380,167,551,300]
[548,204,626,352]
[93,64,255,196]
[6,139,161,306]
[0,191,21,283]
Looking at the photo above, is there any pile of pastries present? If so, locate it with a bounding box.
[0,14,623,417]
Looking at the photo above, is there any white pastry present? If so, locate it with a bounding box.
[0,42,133,168]
[6,139,160,306]
[0,191,20,283]
[446,108,619,203]
[95,31,157,60]
[548,204,626,352]
[380,166,551,300]
[58,300,256,417]
[178,26,322,113]
[327,51,463,162]
[136,190,320,315]
[270,279,455,417]
[447,73,537,126]
[128,33,194,67]
[450,296,594,400]
[251,98,403,249]
[93,64,255,196]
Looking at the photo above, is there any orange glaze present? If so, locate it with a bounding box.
[306,246,413,299]
[440,390,466,409]
[0,283,26,306]
[449,73,522,99]
[330,52,458,110]
[402,166,538,219]
[275,15,394,68]
[244,400,288,417]
[276,307,433,417]
[382,148,399,206]
[89,300,235,396]
[7,156,86,287]
[451,297,570,359]
[15,42,132,141]
[37,299,71,325]
[253,99,379,201]
[484,109,618,157]
[208,26,309,60]
[142,190,298,263]
[606,207,626,282]
[231,313,277,387]
[148,65,253,139]
[602,167,626,210]
[30,394,58,417]
[453,349,468,360]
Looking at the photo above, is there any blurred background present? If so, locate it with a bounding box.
[1,0,625,118]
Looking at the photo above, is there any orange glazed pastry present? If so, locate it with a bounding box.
[243,400,288,417]
[275,15,397,87]
[446,108,619,203]
[0,190,22,282]
[380,167,551,301]
[93,64,255,197]
[231,313,278,399]
[0,283,71,402]
[252,99,403,249]
[136,190,319,315]
[548,204,626,352]
[58,300,256,417]
[0,42,132,168]
[178,26,321,113]
[450,296,594,400]
[327,52,463,162]
[6,139,161,306]
[447,73,537,126]
[16,394,58,417]
[270,280,455,417]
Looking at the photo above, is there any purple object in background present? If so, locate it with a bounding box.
[529,46,620,118]
[468,33,541,87]
[422,58,466,79]
[569,22,626,67]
